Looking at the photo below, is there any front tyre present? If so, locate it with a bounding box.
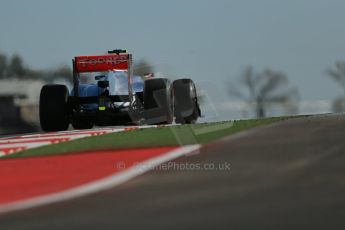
[39,84,70,131]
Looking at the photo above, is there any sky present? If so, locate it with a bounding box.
[1,0,345,119]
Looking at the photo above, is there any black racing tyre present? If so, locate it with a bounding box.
[144,78,173,125]
[173,78,200,124]
[39,84,70,131]
[71,120,94,130]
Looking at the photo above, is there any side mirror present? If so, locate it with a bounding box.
[144,73,154,79]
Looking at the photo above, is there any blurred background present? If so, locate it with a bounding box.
[1,0,345,135]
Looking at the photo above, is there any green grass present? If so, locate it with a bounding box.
[8,116,293,158]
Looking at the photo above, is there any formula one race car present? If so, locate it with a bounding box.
[39,49,201,131]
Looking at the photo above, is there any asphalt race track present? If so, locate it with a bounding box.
[1,115,345,229]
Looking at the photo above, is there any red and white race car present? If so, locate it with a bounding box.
[39,49,201,131]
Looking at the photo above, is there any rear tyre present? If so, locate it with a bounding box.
[144,78,173,125]
[39,84,70,131]
[173,79,200,124]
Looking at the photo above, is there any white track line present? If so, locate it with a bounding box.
[0,144,201,215]
[0,125,162,157]
[1,129,123,140]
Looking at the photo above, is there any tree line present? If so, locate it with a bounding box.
[229,66,299,118]
[0,52,72,82]
[229,62,345,118]
[326,62,345,112]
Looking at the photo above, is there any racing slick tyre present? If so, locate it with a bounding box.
[173,79,201,124]
[144,78,173,125]
[71,120,94,130]
[39,84,70,131]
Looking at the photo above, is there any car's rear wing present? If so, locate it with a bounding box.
[74,53,131,73]
[71,51,134,102]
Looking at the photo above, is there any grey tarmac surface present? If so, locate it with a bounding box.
[1,115,345,229]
